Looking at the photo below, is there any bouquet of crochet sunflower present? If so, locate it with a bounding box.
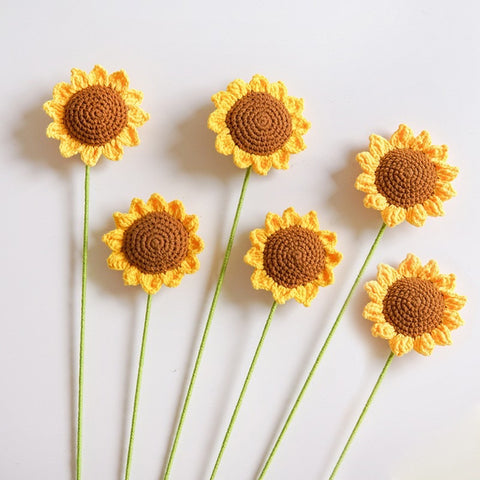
[44,65,465,480]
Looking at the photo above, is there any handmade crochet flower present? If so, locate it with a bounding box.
[208,75,310,175]
[355,124,458,227]
[244,208,342,306]
[44,65,149,166]
[103,194,204,294]
[364,254,466,356]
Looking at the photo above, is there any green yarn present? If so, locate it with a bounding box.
[258,222,387,479]
[76,164,90,480]
[124,294,153,480]
[210,301,278,480]
[329,352,394,479]
[163,166,252,480]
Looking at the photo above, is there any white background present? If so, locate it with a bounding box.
[1,1,479,479]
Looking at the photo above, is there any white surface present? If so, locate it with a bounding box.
[1,1,479,479]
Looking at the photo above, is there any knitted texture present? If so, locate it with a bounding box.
[208,75,310,175]
[103,194,204,294]
[364,253,467,356]
[244,207,342,306]
[44,65,149,166]
[355,124,458,227]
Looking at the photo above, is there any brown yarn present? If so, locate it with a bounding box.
[122,212,189,275]
[63,85,128,146]
[383,277,445,337]
[263,226,326,288]
[225,92,292,155]
[374,148,437,207]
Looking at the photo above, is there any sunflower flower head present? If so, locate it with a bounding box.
[44,65,149,166]
[103,194,204,295]
[355,124,458,227]
[364,254,466,356]
[244,207,342,306]
[208,75,310,175]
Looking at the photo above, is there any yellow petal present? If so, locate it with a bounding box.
[123,89,144,105]
[413,333,435,356]
[251,269,274,290]
[252,155,273,175]
[291,115,310,134]
[363,193,388,210]
[102,229,124,251]
[377,263,400,288]
[435,182,456,201]
[294,283,319,307]
[364,280,386,303]
[265,212,283,233]
[363,301,384,322]
[129,198,149,216]
[249,228,268,246]
[436,164,458,182]
[106,252,129,270]
[46,122,68,139]
[405,204,428,227]
[355,173,377,193]
[147,193,168,212]
[390,124,414,148]
[113,212,140,229]
[301,211,320,231]
[212,90,238,109]
[52,82,75,103]
[215,130,235,155]
[168,199,186,220]
[182,255,200,274]
[183,214,200,234]
[244,247,264,268]
[284,132,306,153]
[425,144,448,162]
[118,126,140,147]
[369,134,392,158]
[43,100,64,121]
[423,196,444,217]
[89,65,108,85]
[413,130,432,149]
[419,259,440,280]
[381,205,406,227]
[267,81,288,101]
[398,253,422,277]
[162,270,183,288]
[271,150,290,170]
[207,109,227,133]
[59,139,80,158]
[127,106,149,127]
[431,273,456,292]
[140,274,162,294]
[371,323,396,339]
[318,230,337,247]
[123,265,141,285]
[249,74,270,92]
[189,234,204,254]
[442,310,464,330]
[284,96,304,115]
[226,78,250,98]
[326,250,342,267]
[103,142,124,161]
[356,151,379,174]
[108,70,129,91]
[80,145,102,166]
[431,324,452,346]
[389,334,414,356]
[70,68,89,89]
[444,293,467,311]
[233,147,253,168]
[282,207,302,225]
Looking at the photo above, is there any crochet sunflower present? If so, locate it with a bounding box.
[44,65,149,166]
[364,254,466,356]
[355,124,458,227]
[208,75,310,175]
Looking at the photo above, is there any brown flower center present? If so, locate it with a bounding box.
[383,277,445,337]
[263,226,326,288]
[63,85,128,146]
[225,92,292,155]
[122,212,189,275]
[374,149,437,207]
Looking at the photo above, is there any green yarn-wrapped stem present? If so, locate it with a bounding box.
[257,222,387,479]
[162,166,252,480]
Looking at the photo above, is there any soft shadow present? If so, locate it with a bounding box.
[167,103,236,182]
[327,147,379,236]
[14,99,76,176]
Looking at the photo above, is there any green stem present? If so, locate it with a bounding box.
[210,301,278,480]
[124,294,153,480]
[257,222,387,479]
[76,165,90,480]
[162,166,252,480]
[329,352,394,479]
